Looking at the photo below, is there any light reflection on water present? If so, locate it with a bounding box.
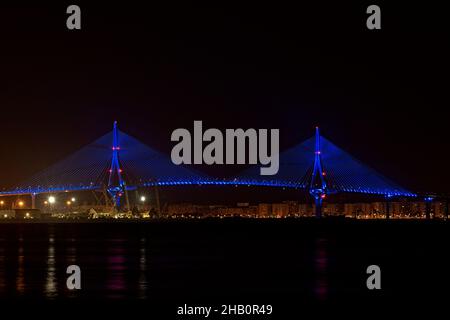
[104,237,148,299]
[65,237,78,298]
[16,236,25,296]
[0,230,152,299]
[314,237,328,301]
[45,235,57,298]
[139,237,148,299]
[0,240,5,294]
[106,239,127,297]
[0,225,341,301]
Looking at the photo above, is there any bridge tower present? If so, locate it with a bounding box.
[309,127,327,218]
[107,121,126,209]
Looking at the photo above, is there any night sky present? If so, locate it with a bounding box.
[0,2,449,193]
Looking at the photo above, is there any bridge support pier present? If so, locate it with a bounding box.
[385,201,390,219]
[310,189,326,218]
[425,202,431,219]
[424,196,433,219]
[31,193,36,209]
[124,183,131,212]
[314,195,323,218]
[154,184,161,217]
[445,199,449,220]
[384,194,393,219]
[425,200,431,219]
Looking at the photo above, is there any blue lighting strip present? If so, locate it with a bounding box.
[0,179,416,197]
[0,184,100,196]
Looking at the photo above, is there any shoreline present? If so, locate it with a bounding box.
[0,216,447,224]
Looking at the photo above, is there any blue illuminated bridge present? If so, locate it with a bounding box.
[0,122,416,217]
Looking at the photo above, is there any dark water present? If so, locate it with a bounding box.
[0,220,449,315]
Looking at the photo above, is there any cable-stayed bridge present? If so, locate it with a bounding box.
[0,122,415,217]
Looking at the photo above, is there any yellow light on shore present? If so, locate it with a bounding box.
[18,201,24,207]
[140,196,146,202]
[71,197,76,202]
[66,201,72,206]
[0,200,4,205]
[48,196,56,204]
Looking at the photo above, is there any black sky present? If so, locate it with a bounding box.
[0,2,449,193]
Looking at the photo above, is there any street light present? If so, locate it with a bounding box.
[66,201,72,206]
[18,201,24,208]
[71,197,76,202]
[0,200,4,206]
[140,196,146,202]
[48,196,56,204]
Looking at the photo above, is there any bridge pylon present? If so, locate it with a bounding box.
[107,121,126,209]
[309,127,327,218]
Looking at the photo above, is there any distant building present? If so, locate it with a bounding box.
[0,209,41,219]
[258,203,271,217]
[344,203,354,217]
[282,201,299,216]
[433,202,444,218]
[0,209,15,219]
[372,202,384,214]
[237,202,249,207]
[168,203,195,216]
[324,203,340,216]
[272,203,289,217]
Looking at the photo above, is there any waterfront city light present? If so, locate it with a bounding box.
[18,201,24,207]
[71,197,76,202]
[140,196,146,202]
[48,196,56,204]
